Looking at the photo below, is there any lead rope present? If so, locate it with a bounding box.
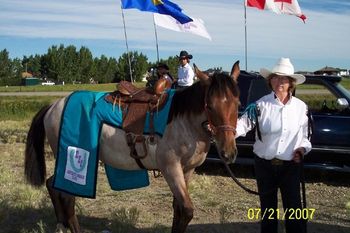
[223,162,259,195]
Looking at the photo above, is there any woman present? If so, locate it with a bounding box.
[236,58,311,233]
[176,50,195,89]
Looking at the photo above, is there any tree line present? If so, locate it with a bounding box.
[0,45,180,86]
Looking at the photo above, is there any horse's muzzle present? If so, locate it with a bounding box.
[219,147,238,164]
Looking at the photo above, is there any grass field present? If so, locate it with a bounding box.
[0,142,349,233]
[0,96,60,121]
[0,81,349,233]
[0,82,146,92]
[0,78,349,92]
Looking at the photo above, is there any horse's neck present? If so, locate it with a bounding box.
[170,112,209,141]
[165,112,211,167]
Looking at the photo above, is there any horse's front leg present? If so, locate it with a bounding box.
[161,164,194,233]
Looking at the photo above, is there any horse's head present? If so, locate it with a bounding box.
[194,61,240,164]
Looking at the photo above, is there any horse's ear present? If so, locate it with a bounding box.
[193,63,210,85]
[230,60,240,81]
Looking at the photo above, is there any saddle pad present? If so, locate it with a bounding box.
[52,90,174,198]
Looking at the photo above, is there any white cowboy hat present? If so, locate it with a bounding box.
[260,58,306,85]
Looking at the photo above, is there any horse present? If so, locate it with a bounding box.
[24,61,241,233]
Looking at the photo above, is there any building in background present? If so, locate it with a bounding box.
[314,66,349,76]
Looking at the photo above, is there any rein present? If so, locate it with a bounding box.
[222,162,259,195]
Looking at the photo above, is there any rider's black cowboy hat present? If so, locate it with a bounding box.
[178,50,193,60]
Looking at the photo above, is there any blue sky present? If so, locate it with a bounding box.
[0,0,349,72]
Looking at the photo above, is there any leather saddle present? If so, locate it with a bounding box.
[105,78,170,168]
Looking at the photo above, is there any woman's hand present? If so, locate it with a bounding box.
[292,147,306,163]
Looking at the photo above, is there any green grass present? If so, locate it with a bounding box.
[340,78,350,89]
[0,96,60,121]
[0,82,146,92]
[296,94,337,111]
[0,82,149,122]
[296,78,350,90]
[1,78,349,92]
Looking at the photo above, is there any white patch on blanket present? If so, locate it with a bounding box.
[64,146,90,185]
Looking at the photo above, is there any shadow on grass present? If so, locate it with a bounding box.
[186,221,350,233]
[1,200,349,233]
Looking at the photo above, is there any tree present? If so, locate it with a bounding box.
[22,55,42,77]
[77,46,94,83]
[116,51,149,82]
[63,45,79,83]
[44,44,66,83]
[94,55,118,84]
[43,44,82,84]
[0,49,12,85]
[9,58,23,86]
[0,49,22,86]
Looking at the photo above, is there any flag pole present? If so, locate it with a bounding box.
[120,4,134,82]
[244,1,248,71]
[153,15,160,63]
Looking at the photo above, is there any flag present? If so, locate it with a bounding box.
[245,0,307,22]
[121,0,192,24]
[154,13,212,40]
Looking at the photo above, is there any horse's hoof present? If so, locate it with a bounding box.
[55,223,67,233]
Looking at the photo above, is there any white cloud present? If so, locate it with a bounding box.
[0,0,349,71]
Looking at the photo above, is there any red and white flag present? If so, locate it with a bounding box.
[245,0,307,22]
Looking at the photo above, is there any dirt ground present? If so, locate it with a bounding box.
[0,144,349,233]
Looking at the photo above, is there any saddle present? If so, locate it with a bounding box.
[105,78,170,168]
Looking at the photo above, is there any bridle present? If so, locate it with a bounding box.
[203,105,237,138]
[203,88,237,138]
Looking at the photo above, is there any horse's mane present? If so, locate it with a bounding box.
[168,72,239,123]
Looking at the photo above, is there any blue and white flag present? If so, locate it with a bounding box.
[121,0,192,24]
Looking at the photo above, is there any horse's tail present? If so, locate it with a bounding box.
[25,104,52,187]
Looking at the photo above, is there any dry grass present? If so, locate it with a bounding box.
[0,120,30,143]
[0,143,349,233]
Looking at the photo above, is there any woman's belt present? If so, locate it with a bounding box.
[255,155,294,165]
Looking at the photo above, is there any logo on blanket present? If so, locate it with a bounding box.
[64,146,89,185]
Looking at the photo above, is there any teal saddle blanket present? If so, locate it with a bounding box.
[53,90,175,198]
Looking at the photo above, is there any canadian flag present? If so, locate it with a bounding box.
[245,0,307,22]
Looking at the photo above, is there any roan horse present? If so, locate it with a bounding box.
[24,61,241,233]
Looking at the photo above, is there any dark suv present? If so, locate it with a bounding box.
[206,72,350,172]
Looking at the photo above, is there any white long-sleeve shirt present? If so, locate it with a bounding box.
[177,63,194,86]
[236,92,312,161]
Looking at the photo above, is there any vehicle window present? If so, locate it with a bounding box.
[295,84,338,113]
[246,79,270,105]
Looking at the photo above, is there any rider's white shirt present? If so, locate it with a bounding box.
[236,92,312,161]
[177,63,194,86]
